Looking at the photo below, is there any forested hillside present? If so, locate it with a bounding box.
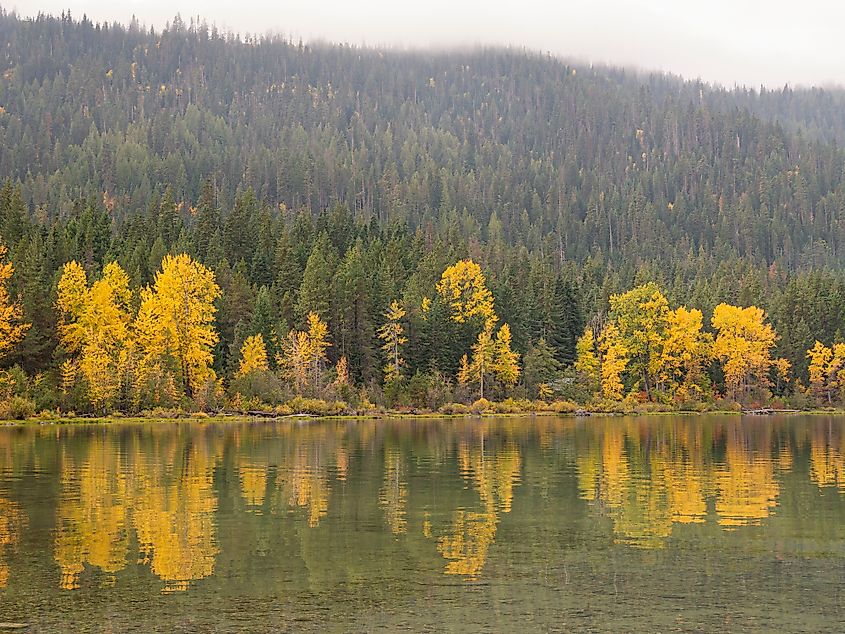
[3,10,845,413]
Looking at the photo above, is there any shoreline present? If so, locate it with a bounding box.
[0,407,835,426]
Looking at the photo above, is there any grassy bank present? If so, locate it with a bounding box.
[1,397,829,425]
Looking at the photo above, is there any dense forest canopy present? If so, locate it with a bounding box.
[3,9,845,413]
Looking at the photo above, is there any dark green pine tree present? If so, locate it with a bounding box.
[250,285,278,363]
[0,182,30,247]
[224,188,260,266]
[522,337,561,397]
[332,242,377,382]
[193,177,221,261]
[548,274,583,366]
[295,232,335,323]
[8,232,57,372]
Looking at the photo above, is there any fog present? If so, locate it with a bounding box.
[7,0,844,88]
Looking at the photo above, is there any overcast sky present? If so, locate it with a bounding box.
[6,0,844,88]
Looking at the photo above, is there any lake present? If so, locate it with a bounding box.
[0,415,843,632]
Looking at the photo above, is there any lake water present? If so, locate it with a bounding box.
[0,415,843,632]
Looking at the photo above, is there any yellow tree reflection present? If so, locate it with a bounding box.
[53,440,129,589]
[438,435,521,579]
[808,424,845,491]
[715,427,779,527]
[0,497,24,588]
[379,446,408,534]
[134,437,219,593]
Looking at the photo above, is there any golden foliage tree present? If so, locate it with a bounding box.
[806,341,845,404]
[278,330,311,393]
[306,312,330,387]
[237,334,269,378]
[493,323,520,387]
[463,323,520,399]
[575,326,600,395]
[659,306,713,398]
[436,259,498,329]
[466,326,496,400]
[0,243,29,359]
[598,323,629,400]
[278,312,331,392]
[135,254,221,400]
[712,303,777,401]
[608,283,670,399]
[56,261,133,410]
[377,300,407,383]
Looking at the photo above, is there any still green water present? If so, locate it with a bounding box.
[0,415,843,632]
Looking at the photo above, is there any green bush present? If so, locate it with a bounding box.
[228,370,288,406]
[0,396,37,420]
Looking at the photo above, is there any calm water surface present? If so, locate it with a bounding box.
[0,415,843,632]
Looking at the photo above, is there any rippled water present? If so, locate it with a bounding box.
[0,415,843,632]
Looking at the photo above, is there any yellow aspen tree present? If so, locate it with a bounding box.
[807,341,833,401]
[0,244,29,359]
[436,259,498,329]
[136,254,220,399]
[711,303,777,401]
[831,344,845,398]
[305,312,331,388]
[278,330,311,393]
[772,357,791,394]
[660,306,713,398]
[599,323,628,400]
[377,300,407,383]
[133,286,170,405]
[575,327,600,395]
[467,326,496,400]
[457,354,471,387]
[334,355,350,386]
[492,323,520,387]
[56,260,89,353]
[608,283,670,400]
[806,341,845,404]
[56,261,133,410]
[237,334,269,378]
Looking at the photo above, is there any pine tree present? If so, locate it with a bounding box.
[296,233,334,322]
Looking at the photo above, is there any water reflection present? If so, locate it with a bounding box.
[0,416,843,594]
[0,497,24,588]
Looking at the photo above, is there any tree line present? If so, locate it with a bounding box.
[3,221,845,415]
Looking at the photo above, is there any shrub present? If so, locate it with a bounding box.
[438,402,469,415]
[0,396,36,420]
[712,397,742,412]
[469,398,492,414]
[549,399,580,413]
[492,398,535,414]
[140,407,188,419]
[228,370,288,406]
[633,401,674,414]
